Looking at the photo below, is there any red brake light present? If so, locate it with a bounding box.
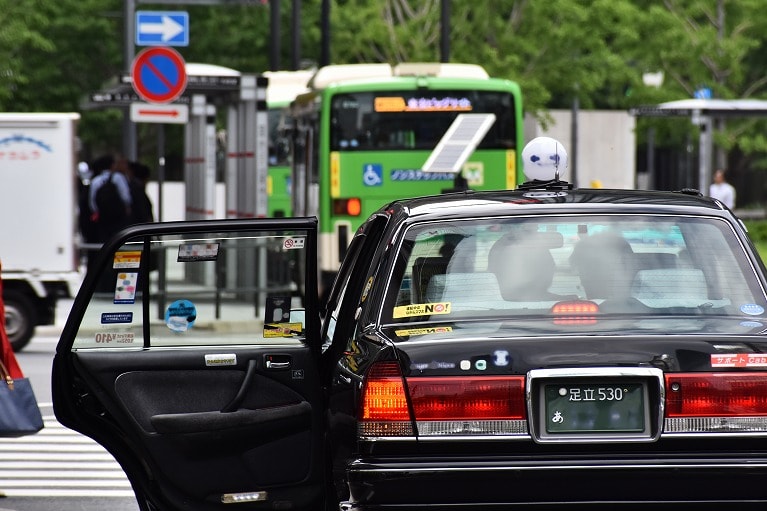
[409,376,526,420]
[552,300,599,314]
[666,373,767,417]
[359,362,528,437]
[551,300,599,325]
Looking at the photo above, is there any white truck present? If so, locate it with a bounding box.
[0,113,82,351]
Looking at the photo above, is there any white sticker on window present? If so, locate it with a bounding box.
[283,237,305,250]
[114,273,138,304]
[178,243,220,262]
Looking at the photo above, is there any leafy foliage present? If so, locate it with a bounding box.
[3,0,767,188]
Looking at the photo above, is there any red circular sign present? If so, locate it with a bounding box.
[131,47,187,104]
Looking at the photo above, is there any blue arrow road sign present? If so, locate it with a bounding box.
[136,11,189,47]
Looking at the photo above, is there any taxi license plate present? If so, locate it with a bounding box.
[544,382,646,434]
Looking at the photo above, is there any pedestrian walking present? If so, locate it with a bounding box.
[127,160,155,225]
[709,168,736,209]
[89,154,132,243]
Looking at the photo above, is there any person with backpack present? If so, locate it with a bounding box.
[127,160,154,225]
[88,154,132,244]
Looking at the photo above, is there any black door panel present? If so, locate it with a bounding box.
[71,349,321,495]
[53,219,324,511]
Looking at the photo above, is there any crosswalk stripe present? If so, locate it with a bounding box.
[0,409,133,498]
[0,489,136,498]
[0,470,128,479]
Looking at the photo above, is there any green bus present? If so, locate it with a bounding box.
[289,63,525,292]
[264,70,313,218]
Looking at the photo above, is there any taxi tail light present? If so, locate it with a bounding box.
[408,376,526,420]
[332,197,362,216]
[664,373,767,433]
[359,361,415,437]
[359,361,527,438]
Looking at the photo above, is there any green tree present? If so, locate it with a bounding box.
[2,0,767,195]
[0,0,125,158]
[0,1,55,108]
[628,0,767,193]
[331,0,649,116]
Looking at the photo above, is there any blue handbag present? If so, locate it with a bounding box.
[0,359,43,437]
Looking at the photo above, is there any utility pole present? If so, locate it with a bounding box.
[270,0,280,70]
[291,0,300,70]
[321,0,330,66]
[440,0,450,62]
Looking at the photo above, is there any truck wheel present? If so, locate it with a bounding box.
[3,290,35,352]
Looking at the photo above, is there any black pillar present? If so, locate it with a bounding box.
[270,0,280,70]
[291,0,300,70]
[321,0,330,66]
[440,0,450,62]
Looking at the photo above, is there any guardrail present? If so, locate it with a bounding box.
[734,209,766,220]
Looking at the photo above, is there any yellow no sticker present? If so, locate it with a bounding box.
[395,326,454,336]
[263,322,303,338]
[393,302,452,318]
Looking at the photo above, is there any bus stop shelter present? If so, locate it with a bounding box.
[631,98,767,193]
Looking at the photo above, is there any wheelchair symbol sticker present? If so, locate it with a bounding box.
[363,164,383,186]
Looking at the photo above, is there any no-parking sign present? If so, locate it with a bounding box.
[131,47,187,104]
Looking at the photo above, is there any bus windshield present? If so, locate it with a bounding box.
[330,90,518,151]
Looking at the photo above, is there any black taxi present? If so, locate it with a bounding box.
[53,138,767,510]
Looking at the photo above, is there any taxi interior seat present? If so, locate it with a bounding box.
[570,231,637,301]
[486,231,564,300]
[412,256,450,303]
[634,252,679,271]
[425,272,504,308]
[631,268,709,307]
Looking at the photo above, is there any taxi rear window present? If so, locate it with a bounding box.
[383,215,765,325]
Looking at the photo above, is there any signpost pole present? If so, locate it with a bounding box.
[124,0,138,160]
[157,124,165,222]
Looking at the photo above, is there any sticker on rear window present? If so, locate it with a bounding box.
[114,273,138,304]
[283,237,305,250]
[394,326,453,336]
[165,299,197,333]
[711,353,767,367]
[741,304,765,316]
[264,322,303,338]
[101,312,133,324]
[113,250,142,269]
[393,302,451,318]
[178,243,220,262]
[94,332,135,345]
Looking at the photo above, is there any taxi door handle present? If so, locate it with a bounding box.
[264,355,291,370]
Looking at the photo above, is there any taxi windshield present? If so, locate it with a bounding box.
[382,215,767,325]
